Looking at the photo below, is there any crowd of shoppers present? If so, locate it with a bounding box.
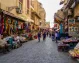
[37,29,70,43]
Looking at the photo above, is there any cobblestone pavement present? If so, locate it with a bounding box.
[0,37,78,63]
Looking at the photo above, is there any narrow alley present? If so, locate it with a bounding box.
[0,37,78,63]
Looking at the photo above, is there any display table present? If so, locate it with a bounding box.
[62,39,78,44]
[57,43,69,52]
[62,38,79,49]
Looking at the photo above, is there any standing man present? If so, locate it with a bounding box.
[43,31,46,41]
[37,31,41,42]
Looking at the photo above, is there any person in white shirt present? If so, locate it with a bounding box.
[55,31,58,43]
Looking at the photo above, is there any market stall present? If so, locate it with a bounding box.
[58,38,79,52]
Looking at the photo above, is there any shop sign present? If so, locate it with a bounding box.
[68,9,72,15]
[68,18,75,24]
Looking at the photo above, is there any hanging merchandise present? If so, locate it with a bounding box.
[0,15,2,34]
[10,19,13,34]
[4,16,7,31]
[16,20,18,31]
[7,18,11,35]
[60,23,63,33]
[0,13,4,34]
[23,23,26,30]
[32,25,34,29]
[0,15,1,22]
[21,23,23,29]
[13,20,18,32]
[18,21,21,29]
[18,24,21,29]
[26,23,28,29]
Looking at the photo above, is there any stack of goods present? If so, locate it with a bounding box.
[19,36,27,43]
[57,42,69,52]
[69,49,79,58]
[69,43,79,58]
[62,38,78,43]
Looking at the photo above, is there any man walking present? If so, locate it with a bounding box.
[37,31,41,42]
[43,31,46,41]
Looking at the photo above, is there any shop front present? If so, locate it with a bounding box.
[0,10,4,35]
[0,9,27,36]
[68,18,79,37]
[73,4,79,37]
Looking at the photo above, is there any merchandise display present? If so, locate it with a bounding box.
[69,43,79,58]
[69,49,79,58]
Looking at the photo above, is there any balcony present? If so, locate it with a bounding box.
[32,10,41,19]
[30,5,34,11]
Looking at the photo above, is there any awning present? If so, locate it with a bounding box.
[27,18,34,23]
[64,0,74,9]
[54,13,64,21]
[2,10,27,22]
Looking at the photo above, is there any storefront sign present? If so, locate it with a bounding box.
[69,27,79,36]
[68,18,75,24]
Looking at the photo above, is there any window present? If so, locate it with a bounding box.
[19,0,23,3]
[27,0,29,14]
[19,0,23,10]
[27,0,29,9]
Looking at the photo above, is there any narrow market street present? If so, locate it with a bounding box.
[0,37,78,63]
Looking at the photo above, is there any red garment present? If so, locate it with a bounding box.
[28,33,32,37]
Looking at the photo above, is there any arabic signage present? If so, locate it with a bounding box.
[68,18,75,24]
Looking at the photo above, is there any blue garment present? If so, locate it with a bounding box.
[38,32,41,42]
[38,33,41,37]
[43,32,46,38]
[60,24,63,33]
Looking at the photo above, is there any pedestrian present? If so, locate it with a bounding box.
[55,31,58,43]
[49,32,51,38]
[37,31,41,42]
[47,32,48,36]
[52,31,55,41]
[43,31,46,41]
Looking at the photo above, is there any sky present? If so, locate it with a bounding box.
[38,0,63,28]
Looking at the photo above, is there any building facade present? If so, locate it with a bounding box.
[38,2,46,29]
[0,0,46,35]
[59,0,79,36]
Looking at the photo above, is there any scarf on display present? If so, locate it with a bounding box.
[0,13,4,34]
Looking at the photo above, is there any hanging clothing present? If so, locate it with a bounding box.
[0,13,4,34]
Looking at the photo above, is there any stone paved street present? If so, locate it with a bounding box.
[0,37,78,63]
